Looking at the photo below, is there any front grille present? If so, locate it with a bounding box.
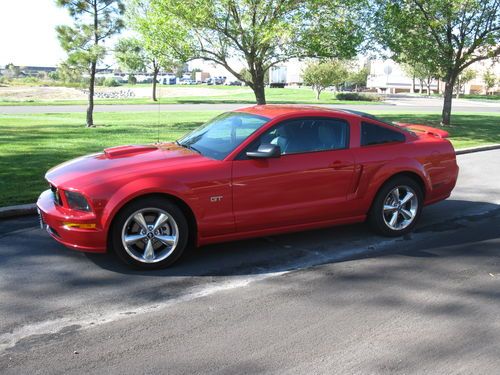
[50,184,62,206]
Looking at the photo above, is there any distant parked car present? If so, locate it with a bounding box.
[225,80,242,86]
[38,106,458,269]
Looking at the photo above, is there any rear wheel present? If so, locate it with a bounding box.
[111,197,188,269]
[369,176,423,236]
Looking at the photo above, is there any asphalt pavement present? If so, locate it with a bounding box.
[1,149,499,374]
[1,95,499,114]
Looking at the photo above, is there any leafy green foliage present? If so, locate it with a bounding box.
[126,0,191,100]
[302,61,349,99]
[374,0,500,124]
[149,0,367,103]
[103,77,122,87]
[55,0,125,125]
[483,69,498,94]
[455,69,477,98]
[115,37,147,72]
[347,66,370,89]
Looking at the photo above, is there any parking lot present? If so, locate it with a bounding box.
[1,149,499,374]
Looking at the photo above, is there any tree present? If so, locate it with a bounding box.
[115,37,146,73]
[455,68,476,98]
[375,0,500,125]
[56,0,125,127]
[303,60,348,99]
[151,0,366,104]
[402,61,437,94]
[190,68,202,81]
[57,61,84,83]
[4,63,21,78]
[348,65,369,91]
[483,69,497,95]
[127,0,189,100]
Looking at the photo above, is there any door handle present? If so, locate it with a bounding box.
[330,160,350,169]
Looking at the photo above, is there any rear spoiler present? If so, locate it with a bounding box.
[395,123,450,138]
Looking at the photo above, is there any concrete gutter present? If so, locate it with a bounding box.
[1,143,499,220]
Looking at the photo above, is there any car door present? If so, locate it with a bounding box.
[232,117,355,232]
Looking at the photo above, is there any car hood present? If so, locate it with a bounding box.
[46,143,210,190]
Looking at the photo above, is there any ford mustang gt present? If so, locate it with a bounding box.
[37,105,458,269]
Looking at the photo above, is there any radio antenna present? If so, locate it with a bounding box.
[157,82,160,144]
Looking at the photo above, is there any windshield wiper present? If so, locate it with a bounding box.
[177,141,202,154]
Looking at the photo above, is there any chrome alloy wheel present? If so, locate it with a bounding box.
[382,185,418,231]
[121,208,179,264]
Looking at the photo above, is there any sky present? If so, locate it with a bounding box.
[0,0,128,68]
[0,0,74,66]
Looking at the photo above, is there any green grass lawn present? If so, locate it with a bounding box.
[0,87,380,106]
[0,110,498,206]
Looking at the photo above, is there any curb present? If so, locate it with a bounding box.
[455,143,500,155]
[0,203,37,220]
[1,144,500,220]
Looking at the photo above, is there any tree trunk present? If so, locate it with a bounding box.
[419,80,424,94]
[316,88,322,100]
[86,61,96,127]
[441,77,456,126]
[152,65,159,102]
[87,0,98,128]
[249,64,267,105]
[411,75,415,93]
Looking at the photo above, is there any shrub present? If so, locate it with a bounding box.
[95,76,105,86]
[103,77,122,87]
[336,92,381,101]
[21,76,41,84]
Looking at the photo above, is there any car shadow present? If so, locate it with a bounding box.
[84,199,500,277]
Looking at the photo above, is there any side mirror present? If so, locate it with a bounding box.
[246,144,281,159]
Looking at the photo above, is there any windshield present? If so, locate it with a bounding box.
[177,112,269,160]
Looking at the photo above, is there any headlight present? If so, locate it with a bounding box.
[64,190,91,212]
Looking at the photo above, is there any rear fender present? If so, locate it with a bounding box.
[356,157,431,205]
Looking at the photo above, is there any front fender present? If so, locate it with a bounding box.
[100,176,195,233]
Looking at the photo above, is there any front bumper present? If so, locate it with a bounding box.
[37,189,107,253]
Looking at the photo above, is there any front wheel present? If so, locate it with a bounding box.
[111,197,189,269]
[369,177,423,236]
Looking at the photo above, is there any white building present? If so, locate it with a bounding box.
[367,59,500,95]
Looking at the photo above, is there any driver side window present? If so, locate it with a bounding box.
[245,117,349,156]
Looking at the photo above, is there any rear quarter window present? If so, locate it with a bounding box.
[361,122,405,146]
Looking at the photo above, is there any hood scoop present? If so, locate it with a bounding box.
[103,145,158,158]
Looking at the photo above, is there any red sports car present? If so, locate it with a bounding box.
[37,105,458,269]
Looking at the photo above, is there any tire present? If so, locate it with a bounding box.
[369,176,423,237]
[110,197,189,269]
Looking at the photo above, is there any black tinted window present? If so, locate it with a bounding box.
[361,122,405,146]
[247,118,349,155]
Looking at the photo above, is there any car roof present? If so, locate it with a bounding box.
[235,105,408,132]
[235,104,380,121]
